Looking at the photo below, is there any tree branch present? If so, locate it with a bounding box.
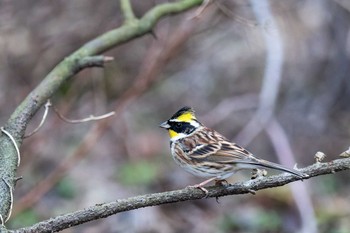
[0,0,203,225]
[11,15,200,217]
[12,157,350,233]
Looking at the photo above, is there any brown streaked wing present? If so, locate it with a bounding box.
[204,141,253,162]
[186,128,254,162]
[189,143,222,159]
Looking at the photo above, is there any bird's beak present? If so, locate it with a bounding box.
[159,121,170,129]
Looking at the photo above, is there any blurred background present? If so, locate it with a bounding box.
[1,0,350,232]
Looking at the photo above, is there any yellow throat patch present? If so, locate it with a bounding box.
[168,129,178,139]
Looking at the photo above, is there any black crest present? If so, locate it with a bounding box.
[171,106,195,119]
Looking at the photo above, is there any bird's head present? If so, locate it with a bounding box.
[160,106,201,141]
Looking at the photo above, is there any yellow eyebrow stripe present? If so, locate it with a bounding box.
[176,112,194,122]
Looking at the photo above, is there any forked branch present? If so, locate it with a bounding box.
[0,0,203,227]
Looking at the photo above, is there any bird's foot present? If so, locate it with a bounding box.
[187,177,219,198]
[187,184,209,197]
[251,168,267,180]
[214,179,229,186]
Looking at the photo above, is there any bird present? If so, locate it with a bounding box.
[160,106,307,195]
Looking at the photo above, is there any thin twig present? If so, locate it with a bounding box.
[52,107,115,124]
[24,100,52,138]
[215,1,258,27]
[190,0,212,19]
[1,127,20,167]
[120,0,137,23]
[12,157,350,233]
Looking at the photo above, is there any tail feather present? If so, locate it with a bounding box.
[233,159,308,178]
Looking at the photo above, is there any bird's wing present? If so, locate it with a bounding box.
[181,128,306,178]
[185,128,254,162]
[191,141,253,162]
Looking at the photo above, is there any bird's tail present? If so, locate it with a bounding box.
[234,158,308,178]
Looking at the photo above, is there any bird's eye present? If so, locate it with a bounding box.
[175,122,182,128]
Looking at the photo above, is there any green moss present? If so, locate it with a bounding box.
[55,178,76,199]
[9,209,39,228]
[216,209,282,233]
[118,160,158,186]
[254,210,281,232]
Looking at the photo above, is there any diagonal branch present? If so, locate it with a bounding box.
[11,14,200,217]
[4,0,204,140]
[0,0,203,225]
[12,157,350,233]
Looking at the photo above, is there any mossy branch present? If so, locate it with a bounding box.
[11,157,350,233]
[0,0,203,226]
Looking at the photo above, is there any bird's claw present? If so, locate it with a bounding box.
[187,184,209,198]
[214,179,229,186]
